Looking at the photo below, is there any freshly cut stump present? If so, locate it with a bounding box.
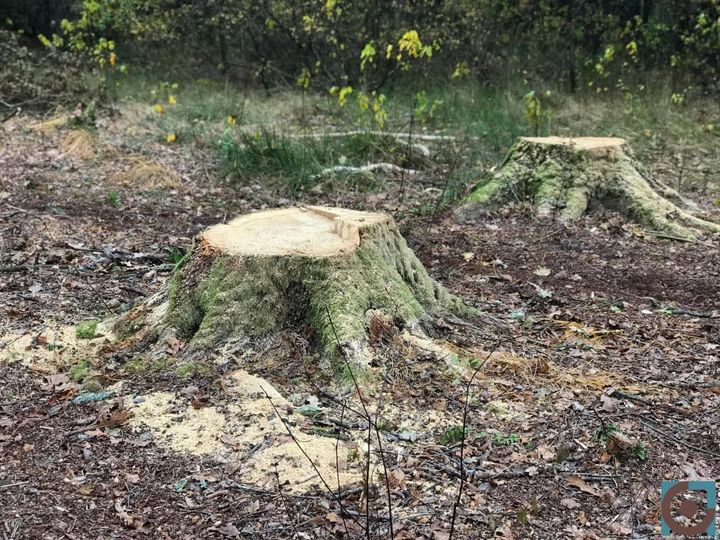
[115,206,469,362]
[459,136,720,239]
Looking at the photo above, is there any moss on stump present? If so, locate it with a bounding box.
[459,136,720,239]
[114,207,471,363]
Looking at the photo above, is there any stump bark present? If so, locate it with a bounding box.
[114,206,470,363]
[459,136,720,239]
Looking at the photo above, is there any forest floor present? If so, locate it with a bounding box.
[1,98,720,540]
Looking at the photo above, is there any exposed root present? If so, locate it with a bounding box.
[316,162,419,178]
[459,136,720,240]
[112,207,472,363]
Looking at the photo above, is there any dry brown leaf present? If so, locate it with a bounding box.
[567,475,601,497]
[98,409,132,429]
[561,498,581,509]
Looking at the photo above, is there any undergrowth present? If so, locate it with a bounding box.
[109,72,720,198]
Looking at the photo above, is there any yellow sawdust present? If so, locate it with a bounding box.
[128,392,226,455]
[0,324,109,372]
[28,115,70,134]
[108,157,181,190]
[59,130,99,160]
[127,369,362,493]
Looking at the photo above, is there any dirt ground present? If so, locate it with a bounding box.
[1,109,719,539]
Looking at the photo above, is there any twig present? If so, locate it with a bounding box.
[281,129,477,142]
[315,162,418,178]
[259,386,366,532]
[637,417,720,459]
[273,465,304,539]
[0,482,29,490]
[645,230,696,243]
[449,339,506,540]
[335,399,351,538]
[1,107,20,124]
[325,307,387,540]
[399,95,417,202]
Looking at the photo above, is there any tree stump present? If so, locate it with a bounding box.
[459,136,720,239]
[113,206,470,363]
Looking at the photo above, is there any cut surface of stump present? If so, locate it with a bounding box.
[114,206,470,363]
[459,136,720,239]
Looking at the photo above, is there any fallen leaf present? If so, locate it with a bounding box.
[567,475,601,497]
[98,409,131,428]
[561,498,581,509]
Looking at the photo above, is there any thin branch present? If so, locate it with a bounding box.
[335,399,351,538]
[449,339,507,539]
[273,465,305,539]
[259,385,366,532]
[325,306,374,540]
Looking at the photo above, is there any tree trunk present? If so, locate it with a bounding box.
[111,207,471,364]
[458,136,720,239]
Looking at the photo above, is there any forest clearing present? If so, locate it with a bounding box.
[1,2,720,538]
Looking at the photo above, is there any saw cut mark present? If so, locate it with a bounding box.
[201,206,390,257]
[520,136,626,150]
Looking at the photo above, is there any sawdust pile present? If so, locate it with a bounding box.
[109,157,181,190]
[127,370,360,493]
[59,129,99,160]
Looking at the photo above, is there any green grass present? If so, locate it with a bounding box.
[109,71,720,199]
[75,320,99,339]
[105,191,122,207]
[218,129,426,194]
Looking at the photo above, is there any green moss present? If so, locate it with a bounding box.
[462,137,720,239]
[69,360,90,382]
[176,361,212,379]
[157,222,473,361]
[76,320,99,339]
[125,357,148,373]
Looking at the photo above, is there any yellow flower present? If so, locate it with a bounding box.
[227,115,237,125]
[166,133,176,143]
[153,104,164,114]
[168,95,177,105]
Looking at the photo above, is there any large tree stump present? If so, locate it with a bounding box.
[113,206,470,363]
[459,136,720,239]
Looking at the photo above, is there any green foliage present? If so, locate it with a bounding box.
[491,432,520,446]
[521,91,553,136]
[168,246,188,270]
[0,29,99,112]
[631,443,649,461]
[75,320,99,339]
[5,0,720,100]
[440,424,466,445]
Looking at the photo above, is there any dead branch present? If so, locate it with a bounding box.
[449,339,506,540]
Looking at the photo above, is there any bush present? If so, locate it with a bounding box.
[0,29,100,112]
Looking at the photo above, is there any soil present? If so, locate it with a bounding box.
[1,109,720,539]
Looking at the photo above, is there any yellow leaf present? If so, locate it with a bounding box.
[109,52,116,66]
[227,115,237,126]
